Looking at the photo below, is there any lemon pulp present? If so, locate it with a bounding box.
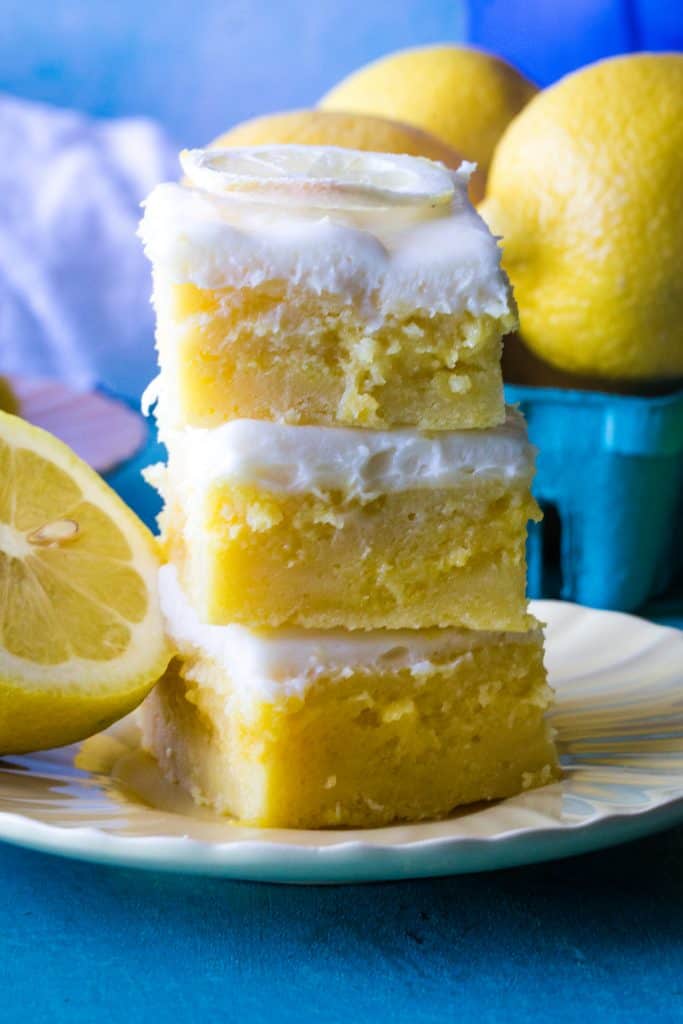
[0,412,169,753]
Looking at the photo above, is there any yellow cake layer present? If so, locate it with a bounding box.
[157,475,538,632]
[139,624,558,829]
[152,279,513,430]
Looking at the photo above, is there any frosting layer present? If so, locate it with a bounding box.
[164,408,534,500]
[139,149,512,320]
[159,564,540,701]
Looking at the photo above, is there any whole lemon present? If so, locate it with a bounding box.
[320,45,537,179]
[209,108,483,201]
[481,53,683,381]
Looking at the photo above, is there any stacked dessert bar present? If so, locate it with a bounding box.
[139,146,558,828]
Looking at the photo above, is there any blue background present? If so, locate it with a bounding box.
[1,0,679,144]
[2,2,682,1021]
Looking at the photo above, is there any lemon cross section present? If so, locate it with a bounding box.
[0,411,170,754]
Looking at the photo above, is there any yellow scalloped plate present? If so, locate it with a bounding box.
[0,600,681,883]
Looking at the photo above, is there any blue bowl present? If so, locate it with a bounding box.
[506,384,683,611]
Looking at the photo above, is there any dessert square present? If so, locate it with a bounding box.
[138,567,559,828]
[151,409,540,632]
[137,145,559,828]
[140,160,516,432]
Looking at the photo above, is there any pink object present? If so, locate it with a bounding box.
[11,376,146,474]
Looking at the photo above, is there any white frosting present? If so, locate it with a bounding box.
[159,564,538,701]
[139,149,512,320]
[164,408,534,501]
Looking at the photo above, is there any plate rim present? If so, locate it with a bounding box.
[1,599,681,884]
[1,796,683,883]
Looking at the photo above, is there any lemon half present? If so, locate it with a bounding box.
[180,145,457,210]
[0,412,169,754]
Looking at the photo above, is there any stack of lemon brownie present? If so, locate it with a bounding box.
[138,146,558,828]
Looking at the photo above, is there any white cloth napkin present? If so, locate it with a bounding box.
[0,93,177,398]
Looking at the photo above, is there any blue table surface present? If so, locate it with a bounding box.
[3,441,683,1024]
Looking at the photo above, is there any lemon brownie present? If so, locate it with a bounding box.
[139,146,516,432]
[138,566,558,828]
[151,408,539,631]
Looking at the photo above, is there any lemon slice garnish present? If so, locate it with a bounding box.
[0,412,170,754]
[180,145,456,209]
